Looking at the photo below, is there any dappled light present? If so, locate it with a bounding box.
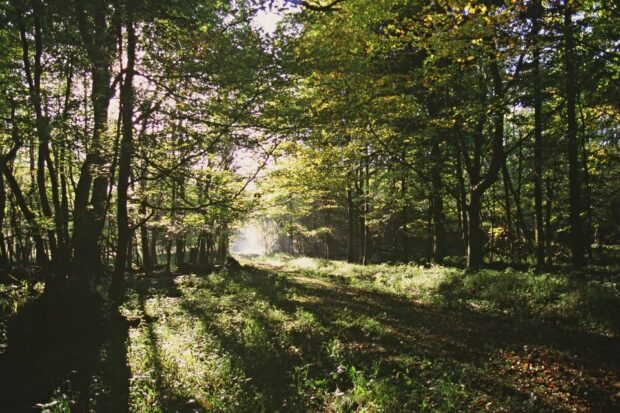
[0,0,618,411]
[118,257,619,412]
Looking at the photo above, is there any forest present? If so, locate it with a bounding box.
[0,0,618,411]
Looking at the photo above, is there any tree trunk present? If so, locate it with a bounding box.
[114,4,136,279]
[455,147,468,250]
[346,188,356,262]
[467,191,483,270]
[71,0,114,277]
[564,0,584,268]
[150,229,158,268]
[0,173,8,270]
[502,164,513,259]
[430,143,445,264]
[466,61,505,271]
[175,237,185,266]
[361,149,370,265]
[2,164,48,267]
[14,1,60,266]
[580,110,593,259]
[533,0,546,268]
[198,231,208,265]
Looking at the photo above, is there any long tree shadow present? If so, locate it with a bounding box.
[0,281,104,412]
[240,265,620,366]
[223,265,620,412]
[131,265,620,412]
[132,275,232,412]
[0,279,132,413]
[176,277,302,411]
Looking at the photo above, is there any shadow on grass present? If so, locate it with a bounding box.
[132,265,620,412]
[0,281,104,412]
[0,279,131,413]
[231,265,619,411]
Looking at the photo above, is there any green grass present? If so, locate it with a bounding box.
[122,255,620,412]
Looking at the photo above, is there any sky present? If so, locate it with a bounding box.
[253,8,284,34]
[252,0,297,35]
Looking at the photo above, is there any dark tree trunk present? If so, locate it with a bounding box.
[502,164,513,258]
[564,0,584,268]
[198,231,208,265]
[468,191,483,270]
[347,188,355,262]
[0,173,8,270]
[150,228,158,270]
[2,165,48,267]
[175,238,185,266]
[165,240,172,273]
[455,147,468,250]
[532,0,546,269]
[466,61,505,271]
[361,149,370,265]
[114,4,136,279]
[544,172,555,264]
[580,110,593,259]
[430,143,445,264]
[71,0,115,277]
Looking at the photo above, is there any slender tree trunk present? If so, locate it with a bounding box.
[533,0,546,268]
[468,191,483,270]
[430,150,445,264]
[165,240,172,273]
[198,231,208,265]
[176,238,185,266]
[544,173,555,264]
[361,148,370,265]
[9,196,25,265]
[114,4,136,278]
[580,110,593,259]
[150,228,158,268]
[0,173,8,270]
[467,61,505,270]
[564,0,584,268]
[346,187,355,262]
[455,147,468,250]
[2,165,48,267]
[502,164,513,258]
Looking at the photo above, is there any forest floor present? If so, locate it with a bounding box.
[1,255,619,412]
[117,255,619,413]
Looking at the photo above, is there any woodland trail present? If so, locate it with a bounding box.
[123,258,620,412]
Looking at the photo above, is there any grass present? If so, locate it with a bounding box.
[121,255,620,412]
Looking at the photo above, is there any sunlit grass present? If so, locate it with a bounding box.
[241,253,620,337]
[124,256,620,412]
[241,253,446,301]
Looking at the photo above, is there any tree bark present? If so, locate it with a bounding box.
[466,61,505,271]
[14,0,60,264]
[346,187,356,262]
[532,0,546,269]
[0,173,8,270]
[564,0,584,268]
[114,2,136,278]
[430,143,445,264]
[71,0,115,277]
